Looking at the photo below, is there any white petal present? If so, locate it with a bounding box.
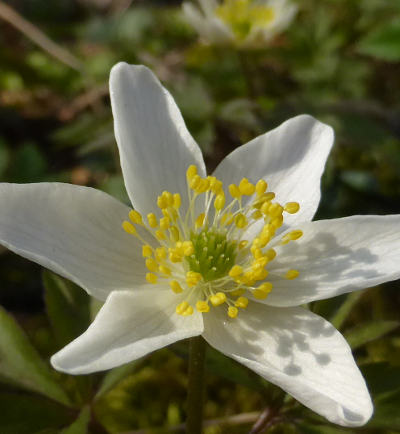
[203,304,373,427]
[213,115,333,226]
[183,3,233,43]
[51,288,204,374]
[110,62,206,215]
[265,215,400,307]
[0,183,145,301]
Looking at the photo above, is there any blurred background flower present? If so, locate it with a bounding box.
[183,0,298,48]
[0,0,399,432]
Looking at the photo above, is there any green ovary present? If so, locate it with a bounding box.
[186,229,237,281]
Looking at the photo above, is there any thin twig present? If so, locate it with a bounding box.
[0,1,84,71]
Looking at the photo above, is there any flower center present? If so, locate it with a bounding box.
[122,165,302,319]
[216,0,275,41]
[186,229,237,281]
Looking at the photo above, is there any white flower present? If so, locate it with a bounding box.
[0,62,399,427]
[183,0,298,48]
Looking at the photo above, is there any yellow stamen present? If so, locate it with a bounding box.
[170,280,183,293]
[228,306,238,318]
[214,193,226,210]
[146,273,157,284]
[142,245,153,258]
[284,202,300,214]
[186,271,202,287]
[145,258,158,272]
[122,221,137,235]
[147,213,158,228]
[239,178,255,195]
[196,300,210,313]
[286,270,299,280]
[129,210,143,225]
[256,179,267,196]
[229,184,241,199]
[210,292,227,306]
[229,264,243,278]
[176,301,193,316]
[173,193,181,209]
[235,296,249,308]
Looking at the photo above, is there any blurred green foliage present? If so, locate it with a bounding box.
[0,0,399,432]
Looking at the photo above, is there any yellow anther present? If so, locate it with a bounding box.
[230,288,245,297]
[235,296,249,309]
[265,249,276,261]
[229,184,241,199]
[253,268,268,281]
[147,213,158,228]
[155,246,167,261]
[195,213,206,228]
[155,230,166,240]
[196,178,210,194]
[142,245,153,258]
[239,240,248,249]
[252,248,263,259]
[145,258,158,272]
[268,203,284,218]
[228,306,239,318]
[157,195,169,209]
[286,269,300,280]
[190,174,201,190]
[252,283,272,299]
[221,212,234,226]
[229,265,243,278]
[169,250,183,263]
[169,280,183,293]
[186,271,202,287]
[146,273,158,284]
[284,202,300,214]
[169,226,180,242]
[252,210,263,220]
[256,179,268,196]
[234,213,247,229]
[271,215,283,229]
[163,191,174,207]
[176,301,193,316]
[182,241,194,256]
[122,221,137,235]
[159,265,172,276]
[173,193,181,209]
[281,230,303,245]
[239,178,255,195]
[208,177,223,194]
[214,193,226,211]
[260,201,271,215]
[196,300,210,313]
[210,292,227,306]
[129,210,143,225]
[186,165,198,180]
[159,216,170,230]
[252,256,269,269]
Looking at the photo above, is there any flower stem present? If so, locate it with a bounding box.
[186,335,207,434]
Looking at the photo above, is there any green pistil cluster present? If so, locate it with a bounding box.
[186,229,237,281]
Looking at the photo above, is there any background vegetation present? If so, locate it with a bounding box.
[0,0,399,432]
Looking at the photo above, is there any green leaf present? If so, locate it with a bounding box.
[0,306,71,406]
[43,271,91,348]
[368,389,400,429]
[0,138,10,178]
[61,406,90,434]
[329,291,364,330]
[95,359,143,399]
[357,20,400,61]
[0,393,71,434]
[344,320,399,350]
[361,362,400,397]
